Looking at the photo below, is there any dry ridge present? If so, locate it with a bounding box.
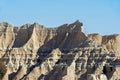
[0,20,120,80]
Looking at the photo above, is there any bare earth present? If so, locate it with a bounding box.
[0,20,120,80]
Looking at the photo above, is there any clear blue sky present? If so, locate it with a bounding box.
[0,0,120,35]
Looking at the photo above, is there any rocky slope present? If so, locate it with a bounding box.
[0,20,120,80]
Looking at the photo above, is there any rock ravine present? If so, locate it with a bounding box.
[0,20,120,80]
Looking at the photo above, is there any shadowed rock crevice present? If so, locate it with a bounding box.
[13,24,34,47]
[0,21,120,80]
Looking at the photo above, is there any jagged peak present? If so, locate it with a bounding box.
[0,22,12,28]
[0,20,120,80]
[0,20,83,30]
[57,20,84,33]
[73,20,83,26]
[19,22,45,30]
[74,20,80,23]
[33,22,40,26]
[20,24,31,29]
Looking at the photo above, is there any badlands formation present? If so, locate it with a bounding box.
[0,20,120,80]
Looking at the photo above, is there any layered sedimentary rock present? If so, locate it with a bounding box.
[0,20,120,80]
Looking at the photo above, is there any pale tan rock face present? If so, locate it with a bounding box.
[0,21,120,80]
[0,22,15,50]
[87,74,107,80]
[0,21,88,52]
[109,67,120,80]
[13,66,27,80]
[88,33,102,46]
[102,34,120,56]
[88,33,120,55]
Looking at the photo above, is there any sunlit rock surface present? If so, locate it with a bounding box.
[0,21,120,80]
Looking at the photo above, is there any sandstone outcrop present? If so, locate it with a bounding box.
[0,21,119,80]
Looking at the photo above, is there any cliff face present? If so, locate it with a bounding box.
[0,21,120,80]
